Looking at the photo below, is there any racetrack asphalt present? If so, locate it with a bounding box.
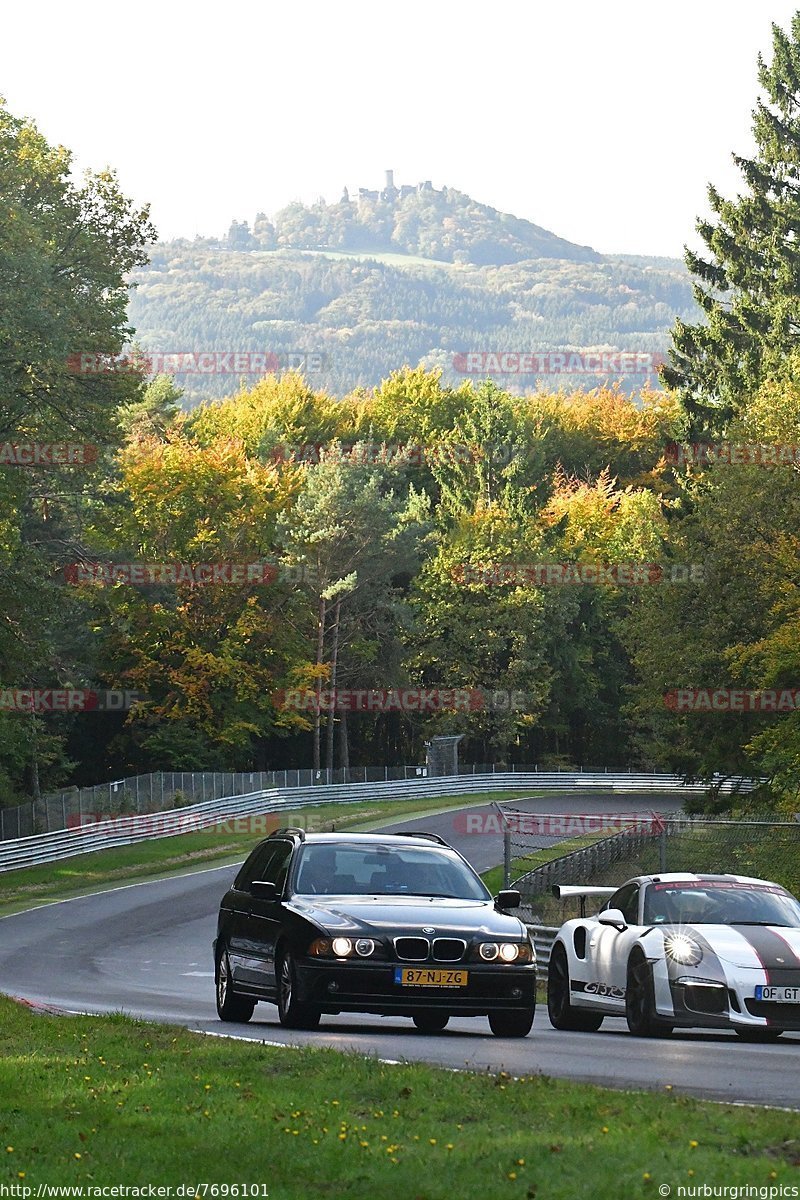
[2,790,798,1109]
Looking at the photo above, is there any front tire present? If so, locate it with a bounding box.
[488,1006,535,1038]
[215,948,256,1023]
[547,943,604,1032]
[625,952,673,1038]
[412,1011,449,1033]
[277,949,321,1030]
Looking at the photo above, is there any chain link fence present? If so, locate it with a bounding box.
[502,810,800,924]
[1,762,738,842]
[0,765,438,841]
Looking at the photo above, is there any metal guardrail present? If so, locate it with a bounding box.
[0,762,760,842]
[0,771,755,873]
[526,924,559,970]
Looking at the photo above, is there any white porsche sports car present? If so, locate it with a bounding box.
[547,872,800,1040]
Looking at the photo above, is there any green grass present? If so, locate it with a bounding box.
[0,791,539,915]
[0,996,797,1198]
[481,832,609,898]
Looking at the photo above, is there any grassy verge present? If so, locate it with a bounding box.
[0,996,797,1199]
[481,831,609,897]
[0,790,539,915]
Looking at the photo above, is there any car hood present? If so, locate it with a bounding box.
[285,895,525,938]
[661,923,800,969]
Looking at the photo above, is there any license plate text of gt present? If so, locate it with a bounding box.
[395,967,468,987]
[755,985,800,1003]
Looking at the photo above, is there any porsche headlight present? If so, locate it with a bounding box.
[664,933,703,966]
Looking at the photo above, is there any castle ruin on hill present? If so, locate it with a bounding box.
[342,170,436,207]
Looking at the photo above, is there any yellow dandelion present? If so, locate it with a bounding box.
[6,1147,13,1153]
[517,1159,525,1166]
[74,1153,82,1160]
[689,1140,698,1149]
[508,1172,517,1181]
[602,1127,609,1134]
[18,1173,26,1180]
[446,1144,454,1151]
[429,1138,437,1145]
[643,1174,651,1182]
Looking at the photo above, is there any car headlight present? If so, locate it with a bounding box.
[477,942,534,964]
[309,936,378,959]
[664,933,703,966]
[309,936,353,958]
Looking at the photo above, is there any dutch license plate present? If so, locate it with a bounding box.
[755,985,800,1003]
[394,967,468,988]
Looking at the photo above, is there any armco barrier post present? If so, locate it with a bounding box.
[504,828,512,889]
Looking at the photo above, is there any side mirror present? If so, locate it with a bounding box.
[494,889,521,909]
[251,879,277,900]
[598,908,627,931]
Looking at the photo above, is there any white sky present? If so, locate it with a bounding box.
[3,0,798,257]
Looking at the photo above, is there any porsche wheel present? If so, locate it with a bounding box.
[547,943,604,1032]
[412,1011,449,1033]
[625,952,673,1038]
[277,948,321,1030]
[215,947,256,1023]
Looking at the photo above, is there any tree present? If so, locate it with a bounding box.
[0,97,154,803]
[663,16,800,435]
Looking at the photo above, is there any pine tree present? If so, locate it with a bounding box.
[664,16,800,435]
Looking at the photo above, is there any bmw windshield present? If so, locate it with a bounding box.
[292,844,490,900]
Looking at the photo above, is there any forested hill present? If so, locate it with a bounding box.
[127,182,698,402]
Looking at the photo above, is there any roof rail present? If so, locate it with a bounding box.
[393,830,450,846]
[270,827,306,841]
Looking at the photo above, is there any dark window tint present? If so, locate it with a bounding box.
[606,883,639,924]
[235,843,280,891]
[262,841,293,894]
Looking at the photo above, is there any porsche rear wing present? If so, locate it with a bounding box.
[552,884,618,917]
[552,886,618,900]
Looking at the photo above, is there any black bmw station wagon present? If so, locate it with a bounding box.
[213,829,536,1036]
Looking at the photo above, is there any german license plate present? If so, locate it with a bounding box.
[755,985,800,1003]
[394,967,468,987]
